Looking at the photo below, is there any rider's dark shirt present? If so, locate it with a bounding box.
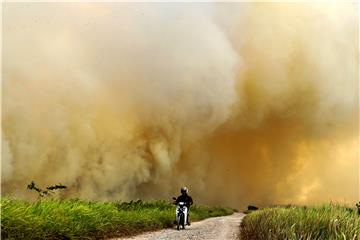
[176,194,193,208]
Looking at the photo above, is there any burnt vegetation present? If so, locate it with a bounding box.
[27,181,67,197]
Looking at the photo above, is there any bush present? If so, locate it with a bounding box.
[240,204,360,240]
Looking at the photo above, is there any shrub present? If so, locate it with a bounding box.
[240,204,360,240]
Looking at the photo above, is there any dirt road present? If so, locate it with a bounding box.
[117,212,245,240]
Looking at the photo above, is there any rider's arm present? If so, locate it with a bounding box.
[189,196,193,205]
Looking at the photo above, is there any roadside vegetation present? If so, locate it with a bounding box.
[240,204,360,240]
[1,197,233,239]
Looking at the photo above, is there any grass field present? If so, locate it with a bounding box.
[240,204,360,240]
[1,197,233,240]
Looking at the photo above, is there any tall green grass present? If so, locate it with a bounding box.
[240,204,360,240]
[1,198,233,239]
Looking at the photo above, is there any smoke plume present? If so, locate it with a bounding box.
[2,3,359,207]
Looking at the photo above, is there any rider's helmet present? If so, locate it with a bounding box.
[181,187,188,195]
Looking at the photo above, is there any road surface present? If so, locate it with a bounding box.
[116,212,245,240]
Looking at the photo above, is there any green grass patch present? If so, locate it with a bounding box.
[1,197,233,239]
[240,204,360,240]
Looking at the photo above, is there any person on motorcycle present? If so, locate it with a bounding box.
[175,187,193,225]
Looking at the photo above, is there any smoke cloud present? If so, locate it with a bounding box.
[2,3,359,208]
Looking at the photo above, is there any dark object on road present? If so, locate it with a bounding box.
[247,205,259,211]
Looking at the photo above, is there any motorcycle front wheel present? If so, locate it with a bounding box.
[177,213,185,230]
[180,213,185,229]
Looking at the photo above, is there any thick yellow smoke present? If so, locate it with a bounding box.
[2,3,359,207]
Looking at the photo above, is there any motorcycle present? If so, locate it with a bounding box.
[172,197,188,230]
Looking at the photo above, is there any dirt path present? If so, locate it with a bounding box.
[116,212,245,240]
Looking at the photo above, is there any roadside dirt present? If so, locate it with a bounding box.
[116,212,245,240]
